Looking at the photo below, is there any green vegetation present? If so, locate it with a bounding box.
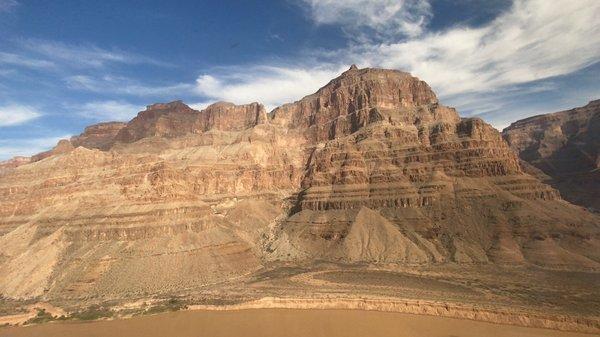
[15,299,188,326]
[70,305,114,321]
[143,298,188,315]
[24,309,55,325]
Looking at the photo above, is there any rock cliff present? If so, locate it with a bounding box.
[114,100,267,143]
[71,121,127,150]
[0,66,598,301]
[503,99,600,211]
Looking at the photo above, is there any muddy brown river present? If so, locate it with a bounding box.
[0,309,593,337]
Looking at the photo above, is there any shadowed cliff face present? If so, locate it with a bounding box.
[503,100,600,212]
[0,66,599,301]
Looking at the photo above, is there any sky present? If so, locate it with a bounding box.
[0,0,599,160]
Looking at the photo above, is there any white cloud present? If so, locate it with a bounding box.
[194,0,600,122]
[0,104,41,126]
[1,0,598,136]
[77,100,142,121]
[18,39,171,68]
[195,65,344,111]
[0,52,55,69]
[0,135,70,161]
[346,0,600,96]
[299,0,432,40]
[66,75,193,97]
[188,101,213,111]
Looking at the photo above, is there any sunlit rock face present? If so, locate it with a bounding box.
[113,100,268,143]
[270,66,458,141]
[72,122,127,150]
[0,66,598,301]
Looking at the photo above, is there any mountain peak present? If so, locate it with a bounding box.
[145,100,191,111]
[270,66,450,140]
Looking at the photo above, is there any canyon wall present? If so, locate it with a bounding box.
[503,99,600,211]
[0,66,598,301]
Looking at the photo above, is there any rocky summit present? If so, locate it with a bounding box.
[503,100,600,212]
[0,67,599,330]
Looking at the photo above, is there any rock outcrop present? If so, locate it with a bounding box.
[0,156,30,175]
[270,66,458,141]
[503,99,600,211]
[71,121,127,150]
[114,100,267,143]
[0,66,598,302]
[28,122,126,163]
[30,139,75,162]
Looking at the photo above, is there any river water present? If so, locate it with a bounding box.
[0,308,593,337]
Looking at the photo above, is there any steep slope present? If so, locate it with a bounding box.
[0,156,30,175]
[269,67,598,268]
[503,100,600,211]
[0,66,598,302]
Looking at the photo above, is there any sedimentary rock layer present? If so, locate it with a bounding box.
[503,99,600,211]
[0,66,598,301]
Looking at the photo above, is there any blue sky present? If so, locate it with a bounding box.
[1,0,599,160]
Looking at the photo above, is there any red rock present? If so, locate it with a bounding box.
[270,66,457,141]
[503,99,600,211]
[114,100,267,143]
[0,66,598,301]
[30,139,75,162]
[71,121,127,150]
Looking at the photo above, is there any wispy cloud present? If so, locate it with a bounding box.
[0,135,70,160]
[0,104,41,126]
[0,0,18,13]
[194,0,600,122]
[187,101,213,111]
[299,0,432,41]
[0,68,15,77]
[66,75,193,97]
[0,51,55,69]
[18,39,171,68]
[344,0,600,96]
[195,65,344,111]
[75,100,142,122]
[1,0,598,137]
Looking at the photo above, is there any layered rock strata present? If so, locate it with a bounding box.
[503,99,600,211]
[0,66,598,301]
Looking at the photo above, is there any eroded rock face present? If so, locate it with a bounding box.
[200,101,268,131]
[71,121,127,150]
[270,66,458,141]
[114,100,268,143]
[114,101,201,143]
[27,122,127,164]
[271,70,579,266]
[503,100,600,211]
[30,139,75,162]
[0,66,598,301]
